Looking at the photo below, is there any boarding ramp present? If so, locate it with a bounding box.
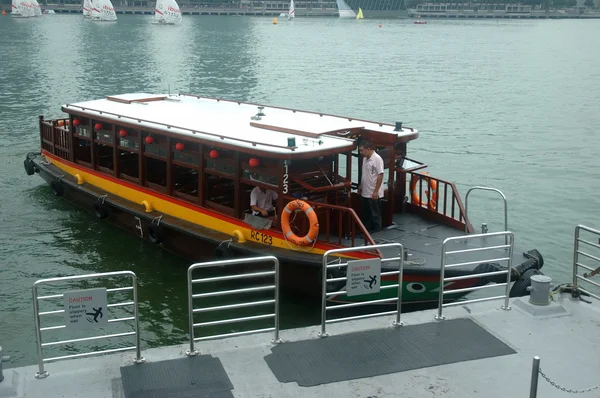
[31,271,143,379]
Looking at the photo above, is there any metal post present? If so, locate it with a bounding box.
[572,226,580,288]
[393,246,405,326]
[132,274,145,363]
[272,259,282,344]
[32,285,48,379]
[530,356,540,398]
[0,346,4,383]
[186,265,198,356]
[318,254,329,337]
[435,245,447,320]
[502,233,514,310]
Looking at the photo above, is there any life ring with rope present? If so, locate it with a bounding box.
[410,172,438,211]
[281,200,319,246]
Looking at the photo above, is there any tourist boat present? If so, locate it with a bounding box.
[24,93,544,306]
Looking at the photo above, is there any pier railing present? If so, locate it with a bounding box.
[186,256,281,356]
[32,271,143,379]
[319,243,405,337]
[464,186,508,244]
[572,225,600,301]
[435,231,515,320]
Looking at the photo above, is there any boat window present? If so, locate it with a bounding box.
[145,157,167,191]
[96,143,114,173]
[119,152,139,182]
[117,128,139,152]
[73,117,92,139]
[173,164,199,202]
[143,133,167,158]
[94,123,114,146]
[74,137,92,165]
[172,140,200,168]
[205,148,235,177]
[240,154,279,187]
[205,174,235,216]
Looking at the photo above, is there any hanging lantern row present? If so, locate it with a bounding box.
[175,142,185,151]
[94,123,103,130]
[249,157,260,167]
[209,149,219,159]
[72,119,81,126]
[145,136,154,144]
[119,129,128,138]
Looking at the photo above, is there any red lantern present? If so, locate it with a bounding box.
[145,136,154,144]
[119,129,128,137]
[209,149,219,159]
[72,119,81,126]
[175,142,185,151]
[94,123,103,130]
[249,157,260,167]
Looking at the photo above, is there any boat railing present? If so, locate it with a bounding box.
[406,171,474,233]
[185,256,281,357]
[435,231,515,320]
[319,243,405,337]
[572,225,600,301]
[40,116,71,161]
[32,271,144,379]
[464,186,508,245]
[284,196,376,247]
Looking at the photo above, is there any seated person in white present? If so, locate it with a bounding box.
[250,186,278,217]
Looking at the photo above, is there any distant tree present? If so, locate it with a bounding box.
[583,0,594,6]
[565,0,576,5]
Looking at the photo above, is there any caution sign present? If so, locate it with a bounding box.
[63,288,108,330]
[346,258,382,297]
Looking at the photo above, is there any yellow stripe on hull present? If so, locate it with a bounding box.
[43,153,361,258]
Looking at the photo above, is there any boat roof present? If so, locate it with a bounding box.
[62,93,418,156]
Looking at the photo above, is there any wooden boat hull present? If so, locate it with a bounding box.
[28,153,486,308]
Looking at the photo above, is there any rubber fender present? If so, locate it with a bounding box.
[473,263,505,285]
[148,222,164,244]
[509,268,542,297]
[93,201,109,219]
[24,159,35,176]
[50,180,64,197]
[324,265,347,293]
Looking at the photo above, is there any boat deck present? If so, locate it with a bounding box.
[3,293,599,398]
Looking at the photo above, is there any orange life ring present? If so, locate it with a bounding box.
[410,172,438,211]
[281,200,319,246]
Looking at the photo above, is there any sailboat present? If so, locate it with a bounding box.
[356,7,364,19]
[153,0,182,24]
[336,0,356,18]
[83,0,92,18]
[30,0,42,16]
[287,0,295,20]
[11,0,35,17]
[92,0,116,21]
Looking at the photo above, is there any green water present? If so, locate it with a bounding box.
[1,15,599,367]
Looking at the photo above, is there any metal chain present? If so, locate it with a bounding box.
[539,368,600,394]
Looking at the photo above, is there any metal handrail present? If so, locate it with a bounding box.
[572,225,600,301]
[435,231,514,320]
[464,186,508,244]
[319,243,404,337]
[186,256,281,356]
[32,271,144,379]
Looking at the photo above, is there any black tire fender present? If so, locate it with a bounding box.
[509,268,541,297]
[93,201,109,219]
[148,222,165,244]
[50,179,64,197]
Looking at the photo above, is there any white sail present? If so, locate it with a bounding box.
[92,0,116,21]
[12,0,34,17]
[287,0,295,19]
[90,0,100,19]
[83,0,92,17]
[336,0,356,17]
[153,0,181,24]
[30,0,42,16]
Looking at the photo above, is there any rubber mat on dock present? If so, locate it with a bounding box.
[264,317,515,387]
[120,355,234,398]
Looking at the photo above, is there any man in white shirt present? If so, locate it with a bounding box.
[250,186,278,217]
[357,140,384,232]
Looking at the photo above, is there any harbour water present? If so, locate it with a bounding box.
[0,15,599,368]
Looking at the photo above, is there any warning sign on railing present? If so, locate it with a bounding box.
[346,258,381,297]
[63,288,108,329]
